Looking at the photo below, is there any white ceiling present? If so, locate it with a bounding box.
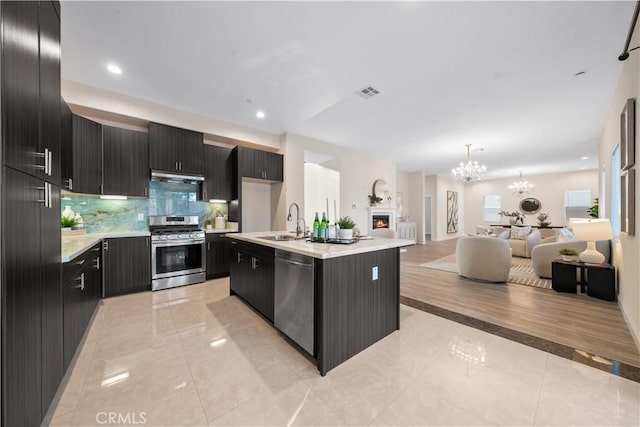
[61,1,635,178]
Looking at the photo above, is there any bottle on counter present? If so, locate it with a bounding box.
[313,212,320,241]
[73,212,84,229]
[320,212,328,241]
[62,205,75,219]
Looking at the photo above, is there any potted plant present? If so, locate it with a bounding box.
[536,212,551,227]
[587,198,599,218]
[61,216,78,231]
[337,216,356,239]
[559,248,578,262]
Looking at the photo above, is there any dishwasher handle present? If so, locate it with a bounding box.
[276,256,313,269]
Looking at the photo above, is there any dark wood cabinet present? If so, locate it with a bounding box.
[2,167,62,425]
[206,233,231,278]
[2,1,61,185]
[103,237,151,297]
[229,241,275,322]
[62,244,101,370]
[204,145,233,201]
[63,114,102,194]
[102,125,149,197]
[149,122,204,175]
[235,146,283,182]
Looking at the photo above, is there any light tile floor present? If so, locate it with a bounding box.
[48,278,640,426]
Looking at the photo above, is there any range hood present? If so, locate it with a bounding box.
[151,170,204,184]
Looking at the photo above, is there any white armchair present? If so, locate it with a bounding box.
[498,228,541,258]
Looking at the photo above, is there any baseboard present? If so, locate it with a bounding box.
[619,299,640,352]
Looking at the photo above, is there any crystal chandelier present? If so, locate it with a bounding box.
[508,170,534,198]
[451,144,487,185]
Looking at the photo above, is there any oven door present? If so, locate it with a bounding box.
[151,240,205,279]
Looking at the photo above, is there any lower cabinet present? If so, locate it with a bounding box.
[103,236,151,297]
[62,244,101,370]
[206,233,231,279]
[229,241,274,322]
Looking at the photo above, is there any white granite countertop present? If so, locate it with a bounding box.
[61,231,150,263]
[205,228,238,234]
[228,231,414,259]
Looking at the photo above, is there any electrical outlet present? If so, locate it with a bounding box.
[372,266,378,281]
[352,203,357,209]
[137,213,144,221]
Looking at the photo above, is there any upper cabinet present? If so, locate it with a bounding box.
[204,145,232,201]
[62,112,102,194]
[149,122,204,175]
[2,1,61,186]
[102,125,149,197]
[235,146,283,182]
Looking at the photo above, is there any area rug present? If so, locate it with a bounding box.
[419,254,552,289]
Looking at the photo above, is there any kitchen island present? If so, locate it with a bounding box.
[227,231,413,375]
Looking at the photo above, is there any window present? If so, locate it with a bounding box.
[611,145,621,239]
[482,195,501,223]
[600,166,606,219]
[564,190,591,223]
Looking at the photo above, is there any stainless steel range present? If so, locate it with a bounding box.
[149,215,205,291]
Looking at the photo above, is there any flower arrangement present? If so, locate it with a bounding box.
[536,212,551,227]
[499,210,525,224]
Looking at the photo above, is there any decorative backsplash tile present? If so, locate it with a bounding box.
[61,181,228,233]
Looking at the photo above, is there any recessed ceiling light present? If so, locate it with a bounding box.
[581,156,589,160]
[256,111,265,119]
[107,64,122,74]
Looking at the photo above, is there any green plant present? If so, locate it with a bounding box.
[337,216,356,229]
[61,216,78,228]
[558,248,578,256]
[536,212,551,227]
[587,198,599,218]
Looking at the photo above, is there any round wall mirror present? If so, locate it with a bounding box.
[519,198,541,214]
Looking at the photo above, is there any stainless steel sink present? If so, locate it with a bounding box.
[258,234,299,241]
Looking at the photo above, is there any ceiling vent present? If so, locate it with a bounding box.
[356,85,380,99]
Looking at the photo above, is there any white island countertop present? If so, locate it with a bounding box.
[228,231,414,259]
[61,231,151,263]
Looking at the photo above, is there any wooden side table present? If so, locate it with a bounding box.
[551,260,616,301]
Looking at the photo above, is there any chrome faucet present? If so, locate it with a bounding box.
[287,202,306,238]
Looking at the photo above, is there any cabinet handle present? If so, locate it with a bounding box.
[47,149,52,176]
[37,184,50,208]
[66,178,73,191]
[175,161,179,171]
[103,240,109,251]
[252,257,259,270]
[35,149,47,172]
[75,273,85,290]
[95,257,100,270]
[75,259,86,266]
[207,242,210,250]
[179,162,182,171]
[93,247,101,252]
[144,187,148,196]
[237,252,242,263]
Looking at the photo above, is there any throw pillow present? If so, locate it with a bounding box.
[557,228,576,242]
[510,225,532,240]
[498,230,510,240]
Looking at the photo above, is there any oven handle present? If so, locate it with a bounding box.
[151,240,205,248]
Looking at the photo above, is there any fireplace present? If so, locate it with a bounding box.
[368,207,396,231]
[373,215,391,229]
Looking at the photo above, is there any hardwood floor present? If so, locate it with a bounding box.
[399,240,640,368]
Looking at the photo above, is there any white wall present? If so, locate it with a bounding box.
[304,163,341,226]
[408,171,425,243]
[396,171,410,219]
[599,17,639,348]
[241,181,273,232]
[463,170,599,232]
[434,175,466,241]
[282,133,396,234]
[62,80,281,150]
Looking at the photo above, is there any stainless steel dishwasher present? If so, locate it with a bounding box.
[274,250,314,355]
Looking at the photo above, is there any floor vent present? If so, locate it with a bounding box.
[356,85,380,99]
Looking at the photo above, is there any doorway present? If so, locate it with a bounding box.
[424,196,432,241]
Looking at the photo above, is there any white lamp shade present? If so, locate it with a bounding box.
[571,219,613,241]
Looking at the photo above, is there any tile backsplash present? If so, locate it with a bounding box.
[61,181,228,233]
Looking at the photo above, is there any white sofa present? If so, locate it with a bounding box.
[497,228,542,258]
[531,240,611,278]
[456,236,511,282]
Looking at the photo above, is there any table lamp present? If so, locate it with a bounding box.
[571,219,613,264]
